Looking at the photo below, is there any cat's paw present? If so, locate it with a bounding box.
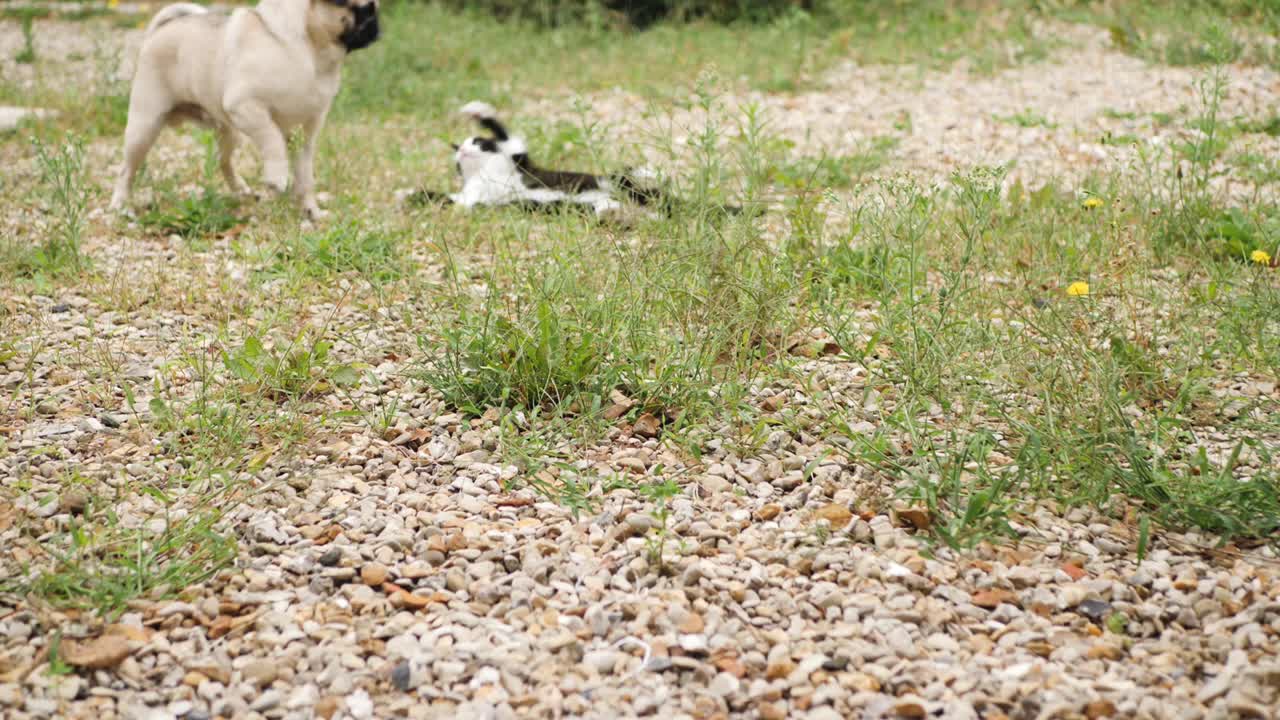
[459,101,497,119]
[595,199,627,224]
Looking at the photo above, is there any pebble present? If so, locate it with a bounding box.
[709,672,740,697]
[391,661,413,692]
[250,690,283,712]
[1078,599,1113,623]
[361,563,389,586]
[243,660,278,687]
[583,650,620,674]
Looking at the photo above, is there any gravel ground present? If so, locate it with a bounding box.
[528,22,1280,202]
[2,12,1280,720]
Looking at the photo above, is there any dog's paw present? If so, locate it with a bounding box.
[303,205,330,223]
[107,199,136,219]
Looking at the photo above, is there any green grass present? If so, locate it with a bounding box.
[1060,0,1280,70]
[772,138,900,189]
[138,190,244,241]
[996,108,1056,129]
[265,221,409,286]
[19,499,238,619]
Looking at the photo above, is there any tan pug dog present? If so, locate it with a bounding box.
[109,0,381,221]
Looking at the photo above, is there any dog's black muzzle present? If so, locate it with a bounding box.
[340,3,380,52]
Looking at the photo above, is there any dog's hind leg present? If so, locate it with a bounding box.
[226,100,290,196]
[216,125,252,197]
[109,99,167,213]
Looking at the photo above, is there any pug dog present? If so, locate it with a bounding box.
[109,0,381,221]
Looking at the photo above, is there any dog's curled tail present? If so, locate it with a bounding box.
[146,3,208,35]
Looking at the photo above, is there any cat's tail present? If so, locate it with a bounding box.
[613,167,746,218]
[146,3,208,35]
[459,101,510,142]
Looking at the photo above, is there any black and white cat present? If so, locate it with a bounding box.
[407,102,729,219]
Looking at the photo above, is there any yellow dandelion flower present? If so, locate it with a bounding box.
[1251,249,1272,266]
[1082,197,1104,209]
[109,0,119,7]
[1066,281,1090,296]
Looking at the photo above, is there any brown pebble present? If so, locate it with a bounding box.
[1026,641,1054,657]
[361,563,388,587]
[678,612,705,634]
[765,660,794,680]
[814,503,853,528]
[972,589,1019,609]
[1085,700,1118,719]
[391,591,432,610]
[316,696,341,720]
[60,489,90,515]
[758,702,787,720]
[894,701,927,719]
[755,504,782,521]
[633,413,661,438]
[1087,644,1124,661]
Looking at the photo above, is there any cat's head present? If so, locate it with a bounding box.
[452,101,528,182]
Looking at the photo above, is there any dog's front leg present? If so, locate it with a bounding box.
[226,100,290,196]
[293,115,326,221]
[215,125,253,197]
[110,98,168,213]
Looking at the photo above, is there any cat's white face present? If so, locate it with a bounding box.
[454,137,505,183]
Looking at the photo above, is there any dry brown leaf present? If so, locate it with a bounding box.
[602,403,631,421]
[59,634,133,670]
[103,624,152,643]
[893,506,932,530]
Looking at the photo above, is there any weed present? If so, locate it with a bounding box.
[1102,108,1140,121]
[996,109,1056,129]
[222,332,358,402]
[139,190,243,241]
[268,222,407,285]
[637,477,682,568]
[1236,114,1280,137]
[45,633,74,676]
[16,11,37,64]
[423,296,608,413]
[5,135,90,279]
[24,502,237,618]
